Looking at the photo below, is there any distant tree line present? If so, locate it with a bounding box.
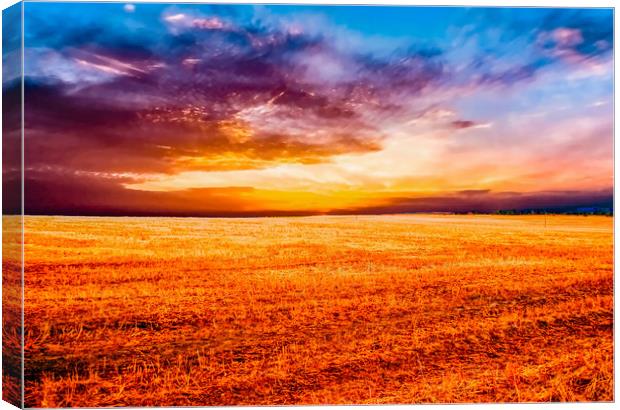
[493,207,613,216]
[450,207,613,216]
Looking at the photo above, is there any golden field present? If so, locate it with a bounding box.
[13,214,614,406]
[2,216,22,406]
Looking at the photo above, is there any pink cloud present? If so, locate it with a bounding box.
[192,17,227,30]
[552,28,583,47]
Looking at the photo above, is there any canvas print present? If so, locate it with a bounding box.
[1,1,614,407]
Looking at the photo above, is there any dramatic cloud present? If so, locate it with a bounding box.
[22,7,447,177]
[4,4,613,215]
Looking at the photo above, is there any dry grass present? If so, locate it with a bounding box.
[21,214,613,407]
[2,216,23,407]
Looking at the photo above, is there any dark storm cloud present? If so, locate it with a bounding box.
[22,77,383,175]
[17,169,313,217]
[23,9,448,178]
[332,189,613,215]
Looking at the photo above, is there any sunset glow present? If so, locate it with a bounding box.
[7,4,613,215]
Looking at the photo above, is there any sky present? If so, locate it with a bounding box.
[2,2,614,216]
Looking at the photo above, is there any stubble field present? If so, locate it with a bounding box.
[19,214,613,406]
